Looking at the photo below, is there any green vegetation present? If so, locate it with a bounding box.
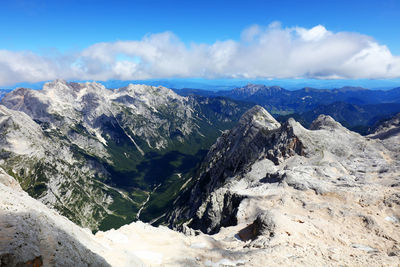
[0,96,252,231]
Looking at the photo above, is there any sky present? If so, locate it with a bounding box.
[0,0,399,87]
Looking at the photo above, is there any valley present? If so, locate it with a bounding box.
[1,99,399,266]
[0,80,252,231]
[1,81,400,233]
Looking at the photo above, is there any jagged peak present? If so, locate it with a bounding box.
[42,80,74,97]
[51,79,68,85]
[238,105,281,131]
[309,114,344,131]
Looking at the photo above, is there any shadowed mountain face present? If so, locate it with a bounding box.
[0,80,253,231]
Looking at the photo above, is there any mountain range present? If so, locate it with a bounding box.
[0,80,399,266]
[177,84,400,109]
[176,84,400,133]
[0,80,252,231]
[1,101,399,266]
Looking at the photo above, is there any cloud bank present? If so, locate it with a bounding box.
[1,22,400,86]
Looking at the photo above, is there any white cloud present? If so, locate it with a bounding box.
[296,25,331,41]
[1,23,400,86]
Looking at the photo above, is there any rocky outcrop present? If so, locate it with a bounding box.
[168,106,307,233]
[0,169,145,267]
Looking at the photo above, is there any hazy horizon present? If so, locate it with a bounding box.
[3,77,400,91]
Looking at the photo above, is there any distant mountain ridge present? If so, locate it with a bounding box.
[177,84,400,111]
[276,102,400,134]
[176,84,400,133]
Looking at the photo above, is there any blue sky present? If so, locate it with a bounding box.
[1,0,399,52]
[0,0,400,87]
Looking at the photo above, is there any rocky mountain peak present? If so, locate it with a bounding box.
[309,114,345,131]
[115,84,184,104]
[43,80,109,98]
[240,83,264,93]
[238,105,281,131]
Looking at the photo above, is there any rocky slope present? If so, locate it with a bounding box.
[369,112,400,140]
[368,112,400,162]
[0,169,253,267]
[0,168,143,266]
[0,80,251,231]
[168,106,400,265]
